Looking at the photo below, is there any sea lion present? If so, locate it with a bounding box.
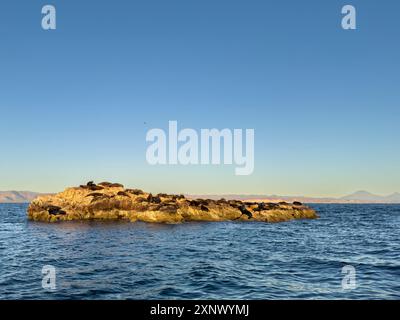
[47,205,66,215]
[89,185,104,191]
[117,191,130,197]
[47,205,61,214]
[98,182,112,187]
[258,202,267,211]
[293,201,303,206]
[135,196,147,202]
[150,196,161,204]
[157,193,168,198]
[86,192,105,198]
[126,189,144,195]
[200,205,209,212]
[238,205,253,219]
[228,200,242,208]
[196,199,210,206]
[190,200,200,207]
[254,202,270,212]
[109,183,124,188]
[86,181,96,187]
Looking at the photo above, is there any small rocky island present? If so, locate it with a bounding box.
[27,182,318,223]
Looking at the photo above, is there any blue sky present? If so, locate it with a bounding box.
[0,0,399,196]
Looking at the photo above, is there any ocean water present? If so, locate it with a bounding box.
[0,203,399,300]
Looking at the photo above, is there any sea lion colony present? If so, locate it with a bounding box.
[28,182,318,223]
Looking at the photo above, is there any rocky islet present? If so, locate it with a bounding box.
[27,182,318,223]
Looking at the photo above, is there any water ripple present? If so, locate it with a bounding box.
[0,203,399,299]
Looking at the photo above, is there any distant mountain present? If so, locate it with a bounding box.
[340,190,400,203]
[340,190,385,202]
[1,190,399,204]
[385,192,400,203]
[0,191,44,203]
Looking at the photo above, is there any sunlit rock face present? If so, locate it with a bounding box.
[27,182,318,223]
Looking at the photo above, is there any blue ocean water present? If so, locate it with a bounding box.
[0,203,399,299]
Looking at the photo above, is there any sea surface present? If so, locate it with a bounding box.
[0,203,399,299]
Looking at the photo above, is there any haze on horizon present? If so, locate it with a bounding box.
[1,0,399,197]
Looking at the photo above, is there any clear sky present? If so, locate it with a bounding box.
[0,0,399,197]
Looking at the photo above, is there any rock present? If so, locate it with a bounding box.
[27,183,318,223]
[159,204,179,213]
[90,196,108,203]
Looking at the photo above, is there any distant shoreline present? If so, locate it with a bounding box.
[1,190,400,204]
[1,200,400,205]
